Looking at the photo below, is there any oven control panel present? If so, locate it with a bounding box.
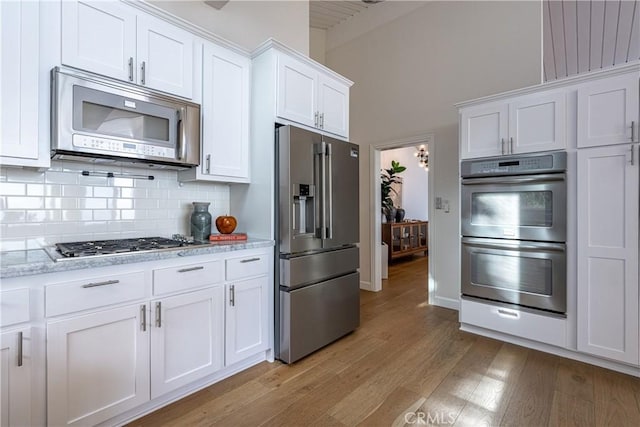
[461,152,566,177]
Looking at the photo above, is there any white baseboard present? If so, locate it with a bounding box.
[461,323,640,377]
[431,295,460,311]
[360,280,377,292]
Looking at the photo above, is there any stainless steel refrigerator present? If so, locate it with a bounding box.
[275,125,360,363]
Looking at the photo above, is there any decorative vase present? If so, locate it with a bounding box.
[190,202,212,242]
[385,207,397,223]
[395,208,406,223]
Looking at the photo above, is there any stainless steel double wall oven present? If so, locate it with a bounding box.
[460,151,567,314]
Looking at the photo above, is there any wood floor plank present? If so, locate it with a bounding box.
[454,343,530,427]
[499,351,560,426]
[129,256,640,427]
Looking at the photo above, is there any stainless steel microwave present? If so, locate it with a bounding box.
[51,67,200,169]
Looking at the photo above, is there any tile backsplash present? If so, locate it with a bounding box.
[0,161,230,251]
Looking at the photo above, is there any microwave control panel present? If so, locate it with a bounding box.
[461,152,566,178]
[73,134,175,159]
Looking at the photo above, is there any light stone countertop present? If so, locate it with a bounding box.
[0,238,274,279]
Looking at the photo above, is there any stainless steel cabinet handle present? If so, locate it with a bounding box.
[631,145,636,166]
[177,266,204,273]
[229,285,235,307]
[128,57,134,81]
[320,113,324,129]
[509,137,514,154]
[240,257,260,263]
[314,111,319,127]
[632,121,636,143]
[155,302,162,328]
[501,138,505,155]
[140,305,146,332]
[81,279,119,288]
[206,154,211,174]
[141,61,146,85]
[17,332,23,367]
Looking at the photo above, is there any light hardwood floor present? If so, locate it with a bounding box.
[130,255,640,426]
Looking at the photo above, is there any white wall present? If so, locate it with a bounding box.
[380,147,428,221]
[150,0,310,53]
[325,1,542,304]
[309,27,327,64]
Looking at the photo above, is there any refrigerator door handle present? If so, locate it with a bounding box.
[315,141,327,239]
[326,142,333,239]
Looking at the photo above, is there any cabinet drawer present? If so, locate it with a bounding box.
[1,288,30,327]
[460,299,566,348]
[226,253,269,281]
[46,271,146,317]
[153,260,223,296]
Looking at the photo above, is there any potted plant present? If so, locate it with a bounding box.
[381,160,406,222]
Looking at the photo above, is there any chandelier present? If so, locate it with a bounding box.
[414,145,429,171]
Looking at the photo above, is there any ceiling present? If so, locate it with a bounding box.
[543,0,640,81]
[310,1,380,30]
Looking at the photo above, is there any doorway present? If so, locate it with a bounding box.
[370,134,435,295]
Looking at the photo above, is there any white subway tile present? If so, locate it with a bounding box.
[45,171,77,185]
[121,188,147,199]
[62,185,92,197]
[134,198,158,209]
[7,197,44,209]
[6,169,45,183]
[93,186,119,198]
[62,210,93,221]
[93,210,121,221]
[0,183,26,196]
[79,198,107,209]
[112,177,134,187]
[26,210,61,222]
[107,199,133,209]
[0,211,26,223]
[4,223,44,238]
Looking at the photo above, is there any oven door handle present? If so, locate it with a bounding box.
[461,173,565,185]
[461,237,565,252]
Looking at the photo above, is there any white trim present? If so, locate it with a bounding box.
[432,296,460,311]
[455,61,640,109]
[460,324,640,378]
[359,280,375,292]
[370,134,435,294]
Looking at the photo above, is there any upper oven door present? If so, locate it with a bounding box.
[461,173,566,242]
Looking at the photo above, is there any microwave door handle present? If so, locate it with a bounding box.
[461,173,565,185]
[461,237,565,252]
[177,107,187,161]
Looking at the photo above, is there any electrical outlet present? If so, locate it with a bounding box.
[435,197,443,210]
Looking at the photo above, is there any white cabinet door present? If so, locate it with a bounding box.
[137,14,194,99]
[0,0,40,162]
[577,144,639,365]
[150,287,224,399]
[61,0,136,83]
[509,91,566,154]
[47,304,150,426]
[225,277,268,366]
[201,43,250,181]
[577,75,640,148]
[460,104,509,159]
[0,329,31,427]
[318,75,349,138]
[277,54,318,129]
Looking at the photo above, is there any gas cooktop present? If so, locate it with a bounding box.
[52,236,208,260]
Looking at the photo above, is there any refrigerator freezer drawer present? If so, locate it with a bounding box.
[280,246,359,289]
[279,272,360,363]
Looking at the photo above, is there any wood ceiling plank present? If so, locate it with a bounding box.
[576,0,592,73]
[564,0,579,76]
[589,0,606,70]
[550,0,568,78]
[614,0,637,64]
[601,0,621,67]
[543,0,558,81]
[626,0,640,61]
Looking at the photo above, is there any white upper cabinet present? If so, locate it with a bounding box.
[460,91,566,159]
[61,0,195,99]
[0,0,47,167]
[577,144,639,365]
[577,74,640,148]
[276,51,351,138]
[460,104,508,159]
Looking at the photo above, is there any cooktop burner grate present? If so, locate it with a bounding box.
[55,237,189,258]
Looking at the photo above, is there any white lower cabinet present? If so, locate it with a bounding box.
[150,286,224,398]
[47,304,150,427]
[577,144,639,365]
[1,328,31,427]
[225,277,269,366]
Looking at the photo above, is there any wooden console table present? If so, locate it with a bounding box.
[382,221,428,262]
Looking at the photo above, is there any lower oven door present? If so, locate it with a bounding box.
[461,237,566,313]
